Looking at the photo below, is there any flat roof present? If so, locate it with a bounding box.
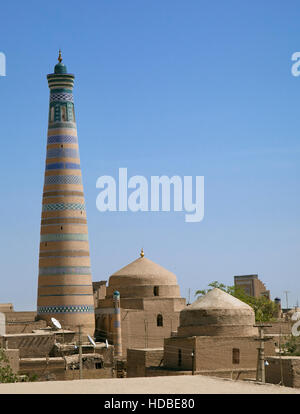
[0,374,298,394]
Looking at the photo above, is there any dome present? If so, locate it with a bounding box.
[106,252,181,299]
[178,288,257,337]
[110,256,178,286]
[54,62,67,74]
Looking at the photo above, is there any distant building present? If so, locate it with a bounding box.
[234,274,270,299]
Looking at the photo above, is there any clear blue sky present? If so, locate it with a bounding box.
[0,0,299,310]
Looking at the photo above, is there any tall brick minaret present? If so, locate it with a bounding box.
[37,51,95,336]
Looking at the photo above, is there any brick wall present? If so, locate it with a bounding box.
[127,348,164,377]
[265,356,300,388]
[19,357,112,381]
[264,321,292,335]
[2,334,56,358]
[1,349,19,374]
[6,320,47,334]
[164,336,275,372]
[96,301,183,355]
[4,311,37,322]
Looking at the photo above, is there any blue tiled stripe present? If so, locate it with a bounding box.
[46,162,81,170]
[47,135,78,144]
[46,148,79,159]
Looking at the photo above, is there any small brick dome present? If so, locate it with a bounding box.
[178,288,257,337]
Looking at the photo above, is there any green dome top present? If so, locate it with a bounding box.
[54,62,67,74]
[54,50,67,74]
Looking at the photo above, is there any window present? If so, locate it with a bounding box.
[178,349,182,367]
[232,348,240,364]
[153,286,159,296]
[50,106,54,122]
[61,106,67,121]
[157,314,163,327]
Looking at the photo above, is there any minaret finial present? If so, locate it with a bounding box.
[58,49,62,63]
[140,248,144,258]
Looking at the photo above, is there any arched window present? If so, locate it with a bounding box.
[154,286,159,296]
[50,106,54,122]
[157,314,163,327]
[61,105,67,121]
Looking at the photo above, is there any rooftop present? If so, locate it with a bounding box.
[0,374,298,394]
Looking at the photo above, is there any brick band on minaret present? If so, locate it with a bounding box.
[37,52,95,336]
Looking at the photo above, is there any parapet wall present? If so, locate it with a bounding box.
[266,356,300,388]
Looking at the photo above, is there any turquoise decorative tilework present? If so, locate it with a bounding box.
[42,203,85,211]
[39,266,91,275]
[44,175,82,185]
[40,234,89,242]
[50,92,74,103]
[37,305,94,314]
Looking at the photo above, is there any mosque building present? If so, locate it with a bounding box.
[36,52,95,336]
[127,288,276,378]
[95,249,186,354]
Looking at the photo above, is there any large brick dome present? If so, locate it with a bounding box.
[106,253,181,299]
[178,288,257,337]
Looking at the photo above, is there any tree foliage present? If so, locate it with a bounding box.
[195,281,277,322]
[0,348,18,383]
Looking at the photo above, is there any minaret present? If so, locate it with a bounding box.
[37,51,95,336]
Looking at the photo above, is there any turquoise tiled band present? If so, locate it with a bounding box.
[37,305,94,314]
[44,175,82,185]
[40,234,89,242]
[39,266,91,275]
[42,203,85,211]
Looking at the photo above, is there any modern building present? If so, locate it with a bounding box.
[36,52,95,336]
[95,250,186,354]
[234,274,270,299]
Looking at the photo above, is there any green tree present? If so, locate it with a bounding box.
[0,348,18,383]
[195,281,277,322]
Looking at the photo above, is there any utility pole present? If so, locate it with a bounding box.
[279,324,284,385]
[254,324,272,383]
[284,291,290,310]
[78,324,83,380]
